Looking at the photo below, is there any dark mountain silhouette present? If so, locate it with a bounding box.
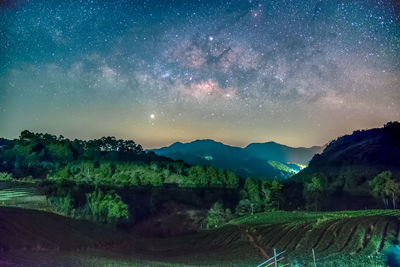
[150,139,322,179]
[245,142,322,165]
[288,121,400,209]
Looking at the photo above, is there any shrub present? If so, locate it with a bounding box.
[206,202,234,229]
[86,189,129,224]
[207,202,225,229]
[20,176,37,183]
[0,172,12,181]
[49,194,73,216]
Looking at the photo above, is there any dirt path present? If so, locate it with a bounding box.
[240,226,270,259]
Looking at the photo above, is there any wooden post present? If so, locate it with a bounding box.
[274,248,277,267]
[312,248,317,267]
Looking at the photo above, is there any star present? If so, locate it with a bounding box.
[0,0,398,148]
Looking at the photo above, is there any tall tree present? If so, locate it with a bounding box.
[304,176,324,211]
[370,171,400,209]
[270,180,283,210]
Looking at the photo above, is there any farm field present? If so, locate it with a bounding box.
[0,182,47,210]
[1,206,399,266]
[231,210,400,266]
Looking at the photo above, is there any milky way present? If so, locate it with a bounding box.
[1,0,400,148]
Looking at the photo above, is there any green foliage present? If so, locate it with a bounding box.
[56,167,70,180]
[86,189,129,224]
[47,142,73,163]
[0,172,12,181]
[370,171,400,209]
[49,194,73,216]
[239,178,283,213]
[269,180,283,209]
[304,176,324,211]
[207,166,220,186]
[187,165,207,186]
[19,176,37,183]
[235,199,261,216]
[241,178,260,203]
[207,202,224,229]
[225,171,239,188]
[260,180,272,209]
[206,202,233,229]
[1,130,240,189]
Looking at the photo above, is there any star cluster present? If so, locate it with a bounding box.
[1,0,399,148]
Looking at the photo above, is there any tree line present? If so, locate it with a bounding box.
[1,130,400,227]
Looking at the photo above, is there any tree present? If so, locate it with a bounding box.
[239,178,264,214]
[187,165,208,186]
[206,202,225,229]
[304,176,324,211]
[206,202,233,229]
[235,199,260,216]
[47,142,73,163]
[225,171,239,188]
[260,180,272,210]
[241,178,260,204]
[370,171,400,209]
[207,166,221,186]
[270,180,283,210]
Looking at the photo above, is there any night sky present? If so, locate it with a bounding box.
[1,0,400,148]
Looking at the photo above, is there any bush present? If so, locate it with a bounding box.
[49,194,73,216]
[206,202,233,229]
[86,189,129,224]
[207,202,225,229]
[0,172,12,181]
[19,176,37,183]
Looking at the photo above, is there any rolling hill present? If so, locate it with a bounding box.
[289,121,400,209]
[150,139,322,179]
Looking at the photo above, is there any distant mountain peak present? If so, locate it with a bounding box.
[150,139,322,179]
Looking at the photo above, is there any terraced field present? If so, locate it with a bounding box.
[231,210,400,266]
[0,183,46,207]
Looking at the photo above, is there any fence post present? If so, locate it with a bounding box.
[274,248,277,267]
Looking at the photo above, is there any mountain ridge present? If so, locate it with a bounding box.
[150,139,322,179]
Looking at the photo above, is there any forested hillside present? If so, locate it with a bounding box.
[0,130,238,188]
[286,122,400,210]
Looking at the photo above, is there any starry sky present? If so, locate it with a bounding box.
[1,0,400,148]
